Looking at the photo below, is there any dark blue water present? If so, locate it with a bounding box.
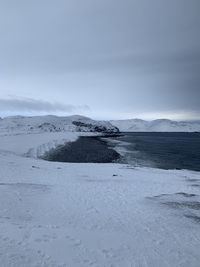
[110,132,200,171]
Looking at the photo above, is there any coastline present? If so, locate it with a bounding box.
[0,130,200,266]
[42,135,121,163]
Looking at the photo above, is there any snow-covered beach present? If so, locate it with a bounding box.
[0,116,200,267]
[1,0,200,265]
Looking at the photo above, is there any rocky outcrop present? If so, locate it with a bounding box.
[72,121,119,133]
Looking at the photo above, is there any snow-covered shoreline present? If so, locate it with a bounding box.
[0,131,98,158]
[0,130,200,266]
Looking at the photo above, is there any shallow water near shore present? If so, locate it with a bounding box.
[43,136,120,163]
[43,132,200,171]
[108,132,200,171]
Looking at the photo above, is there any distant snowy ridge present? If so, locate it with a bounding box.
[1,115,200,136]
[110,119,200,132]
[0,115,119,135]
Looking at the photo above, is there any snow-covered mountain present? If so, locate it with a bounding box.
[110,119,200,132]
[1,115,200,135]
[0,115,119,135]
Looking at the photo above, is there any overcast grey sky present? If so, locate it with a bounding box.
[0,0,200,120]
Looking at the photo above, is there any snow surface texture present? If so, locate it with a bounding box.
[0,152,200,267]
[0,116,200,266]
[110,119,200,132]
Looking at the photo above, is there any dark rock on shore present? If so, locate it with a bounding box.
[72,121,119,133]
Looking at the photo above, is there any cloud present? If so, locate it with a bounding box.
[0,0,199,120]
[0,97,90,113]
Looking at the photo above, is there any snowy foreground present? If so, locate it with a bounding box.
[0,132,200,267]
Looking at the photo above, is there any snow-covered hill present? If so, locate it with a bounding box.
[2,115,200,135]
[0,115,119,135]
[110,119,200,132]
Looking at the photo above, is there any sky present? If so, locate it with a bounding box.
[0,0,200,120]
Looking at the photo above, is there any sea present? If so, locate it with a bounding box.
[108,132,200,172]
